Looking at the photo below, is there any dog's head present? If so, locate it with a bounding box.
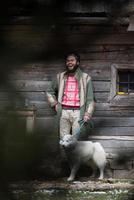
[59,134,77,148]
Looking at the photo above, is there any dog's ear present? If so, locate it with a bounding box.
[71,135,78,144]
[72,135,78,142]
[59,140,63,145]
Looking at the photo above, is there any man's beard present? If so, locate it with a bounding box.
[66,65,79,74]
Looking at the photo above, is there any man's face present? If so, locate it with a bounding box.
[66,55,79,72]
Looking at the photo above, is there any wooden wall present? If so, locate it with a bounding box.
[0,19,134,178]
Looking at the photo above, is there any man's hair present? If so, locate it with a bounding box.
[65,53,80,63]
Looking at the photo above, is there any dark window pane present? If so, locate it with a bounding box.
[119,83,128,92]
[129,83,134,91]
[118,70,134,93]
[118,71,128,82]
[129,72,134,82]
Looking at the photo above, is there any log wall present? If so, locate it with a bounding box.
[0,19,134,179]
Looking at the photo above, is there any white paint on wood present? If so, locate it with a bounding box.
[26,115,35,133]
[89,135,134,141]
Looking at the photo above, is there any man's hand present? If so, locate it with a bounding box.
[55,103,58,112]
[83,112,91,122]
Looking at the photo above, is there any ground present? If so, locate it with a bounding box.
[10,178,134,192]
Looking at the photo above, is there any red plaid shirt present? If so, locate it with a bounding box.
[62,75,80,107]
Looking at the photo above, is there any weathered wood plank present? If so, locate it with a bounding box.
[96,147,133,154]
[34,106,134,119]
[40,116,134,127]
[89,135,134,141]
[94,110,134,117]
[35,116,134,132]
[35,117,134,136]
[1,93,134,117]
[9,62,111,81]
[95,102,134,114]
[9,80,50,92]
[14,101,114,111]
[9,60,134,87]
[94,81,110,92]
[93,117,134,127]
[83,63,111,79]
[62,16,129,26]
[113,169,134,179]
[0,91,12,100]
[3,29,134,63]
[57,24,128,34]
[58,33,134,45]
[5,26,134,45]
[91,127,134,136]
[5,80,110,92]
[0,91,109,104]
[35,117,58,135]
[90,139,134,148]
[109,159,133,170]
[101,147,134,155]
[80,51,134,61]
[94,92,109,102]
[95,103,121,110]
[0,91,45,102]
[35,117,134,155]
[110,95,134,107]
[8,59,134,84]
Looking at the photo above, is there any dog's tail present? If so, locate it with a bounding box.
[93,142,106,167]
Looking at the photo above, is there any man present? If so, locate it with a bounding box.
[46,53,95,139]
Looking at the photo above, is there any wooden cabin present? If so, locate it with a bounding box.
[0,0,134,179]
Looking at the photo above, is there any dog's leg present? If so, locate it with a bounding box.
[92,143,106,180]
[67,163,79,181]
[98,165,104,180]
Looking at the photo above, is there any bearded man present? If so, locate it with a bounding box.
[46,53,95,139]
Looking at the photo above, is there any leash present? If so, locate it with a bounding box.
[75,119,86,139]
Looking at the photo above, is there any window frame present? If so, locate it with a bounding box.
[118,70,134,93]
[110,63,134,107]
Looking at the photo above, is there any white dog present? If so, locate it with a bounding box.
[60,134,106,181]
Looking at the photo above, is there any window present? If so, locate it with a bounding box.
[110,64,134,106]
[117,70,134,94]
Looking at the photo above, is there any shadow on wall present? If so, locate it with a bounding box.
[0,110,60,199]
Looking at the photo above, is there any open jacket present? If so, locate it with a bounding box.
[46,68,95,122]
